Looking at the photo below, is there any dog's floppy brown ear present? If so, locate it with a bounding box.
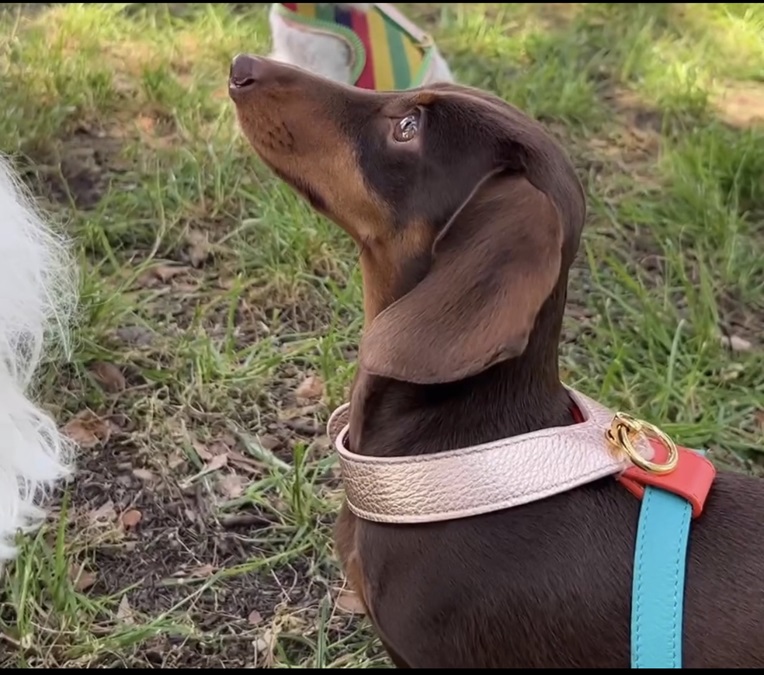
[359,171,564,384]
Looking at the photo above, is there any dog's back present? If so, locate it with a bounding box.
[351,469,764,668]
[0,156,76,567]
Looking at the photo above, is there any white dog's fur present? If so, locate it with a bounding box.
[268,3,454,86]
[0,155,76,570]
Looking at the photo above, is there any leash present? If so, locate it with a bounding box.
[609,414,716,668]
[631,485,692,668]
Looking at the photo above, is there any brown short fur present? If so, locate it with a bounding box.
[229,55,764,668]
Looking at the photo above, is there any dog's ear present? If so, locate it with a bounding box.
[359,171,564,384]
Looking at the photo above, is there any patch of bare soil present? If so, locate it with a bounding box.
[29,125,126,210]
[713,80,764,129]
[50,331,354,667]
[54,355,351,668]
[68,436,338,667]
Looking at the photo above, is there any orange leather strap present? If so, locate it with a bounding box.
[617,441,717,519]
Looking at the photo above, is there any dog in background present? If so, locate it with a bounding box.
[268,3,454,88]
[0,155,77,571]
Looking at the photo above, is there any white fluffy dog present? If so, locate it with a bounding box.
[0,155,76,570]
[268,3,454,87]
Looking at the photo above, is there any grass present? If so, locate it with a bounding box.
[0,1,762,668]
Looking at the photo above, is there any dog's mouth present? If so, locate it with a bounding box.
[228,53,263,99]
[229,75,256,89]
[228,73,256,97]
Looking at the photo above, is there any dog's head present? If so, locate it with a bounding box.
[229,55,586,385]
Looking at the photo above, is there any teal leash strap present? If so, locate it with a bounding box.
[631,485,693,668]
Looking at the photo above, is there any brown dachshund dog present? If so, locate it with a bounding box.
[228,55,764,668]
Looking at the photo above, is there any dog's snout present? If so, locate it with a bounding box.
[228,53,265,98]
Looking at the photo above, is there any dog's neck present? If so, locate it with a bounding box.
[348,278,576,458]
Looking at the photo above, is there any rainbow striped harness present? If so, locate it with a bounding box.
[275,3,436,90]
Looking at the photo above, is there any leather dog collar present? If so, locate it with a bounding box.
[327,387,657,524]
[328,388,718,669]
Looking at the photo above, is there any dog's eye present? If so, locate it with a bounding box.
[393,113,419,142]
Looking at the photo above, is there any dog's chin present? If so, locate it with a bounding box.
[237,128,331,216]
[286,177,327,213]
[261,160,328,214]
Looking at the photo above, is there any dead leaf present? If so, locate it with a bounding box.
[754,410,764,432]
[121,509,142,529]
[179,450,230,489]
[228,450,263,475]
[218,275,236,290]
[186,229,210,267]
[248,609,263,625]
[208,440,230,456]
[258,435,280,451]
[205,453,229,472]
[255,628,277,667]
[193,440,214,462]
[89,361,126,393]
[117,594,135,624]
[89,500,117,524]
[217,473,245,499]
[720,334,752,352]
[279,404,322,422]
[193,439,229,463]
[284,418,319,435]
[70,563,97,592]
[132,468,155,482]
[295,375,324,402]
[168,450,187,471]
[172,563,216,579]
[114,325,154,347]
[62,410,111,449]
[335,588,366,615]
[189,563,216,578]
[139,264,189,287]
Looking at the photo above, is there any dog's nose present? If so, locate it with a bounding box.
[228,53,264,99]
